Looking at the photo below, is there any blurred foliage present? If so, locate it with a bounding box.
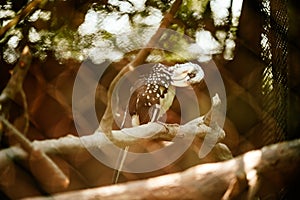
[0,0,242,65]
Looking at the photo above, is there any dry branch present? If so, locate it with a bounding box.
[102,94,223,147]
[0,46,69,194]
[24,138,300,200]
[0,115,227,163]
[0,0,43,39]
[0,94,232,198]
[0,46,31,103]
[0,94,228,160]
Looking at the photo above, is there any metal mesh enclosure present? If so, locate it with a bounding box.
[260,0,288,145]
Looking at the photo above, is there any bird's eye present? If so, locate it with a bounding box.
[188,72,196,78]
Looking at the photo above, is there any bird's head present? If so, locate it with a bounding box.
[169,62,204,87]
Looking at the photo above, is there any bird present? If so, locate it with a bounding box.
[113,62,204,184]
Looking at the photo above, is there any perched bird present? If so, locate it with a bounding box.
[113,62,204,183]
[129,62,204,126]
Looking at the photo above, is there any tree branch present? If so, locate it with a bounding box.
[0,46,31,103]
[103,93,223,147]
[0,94,227,157]
[24,139,300,200]
[0,94,231,198]
[0,0,44,39]
[0,46,69,194]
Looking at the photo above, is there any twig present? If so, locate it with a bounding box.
[0,46,32,134]
[0,0,43,39]
[99,0,183,135]
[0,46,31,103]
[0,115,32,152]
[20,88,30,134]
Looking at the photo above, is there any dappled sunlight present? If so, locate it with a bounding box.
[243,150,262,171]
[1,0,298,199]
[146,174,181,189]
[0,0,244,64]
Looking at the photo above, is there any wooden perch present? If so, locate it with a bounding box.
[100,94,223,148]
[31,118,226,156]
[23,138,300,200]
[0,94,228,159]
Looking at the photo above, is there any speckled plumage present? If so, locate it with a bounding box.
[128,64,173,125]
[128,62,204,126]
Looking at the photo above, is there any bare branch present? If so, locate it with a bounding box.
[0,94,230,197]
[102,94,224,148]
[0,0,44,39]
[25,94,226,155]
[0,46,69,194]
[0,46,31,103]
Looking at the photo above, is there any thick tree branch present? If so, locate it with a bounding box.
[24,139,300,200]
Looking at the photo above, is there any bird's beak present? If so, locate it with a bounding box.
[172,70,188,80]
[171,80,189,87]
[171,72,190,87]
